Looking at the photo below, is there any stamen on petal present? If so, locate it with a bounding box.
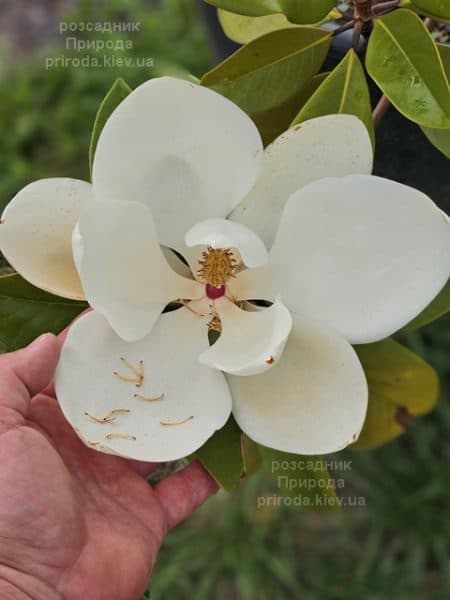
[87,441,100,447]
[120,357,143,377]
[85,411,115,424]
[114,357,144,387]
[177,298,206,317]
[208,314,222,333]
[197,247,237,287]
[85,409,131,424]
[160,416,194,426]
[106,432,136,441]
[134,392,165,402]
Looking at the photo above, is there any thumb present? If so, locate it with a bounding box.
[0,334,60,416]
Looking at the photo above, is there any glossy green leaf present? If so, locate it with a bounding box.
[194,416,244,491]
[218,9,299,44]
[89,78,131,177]
[241,434,263,476]
[366,9,450,129]
[205,0,281,16]
[401,279,450,331]
[255,72,329,145]
[293,50,375,147]
[437,43,450,80]
[421,45,450,156]
[259,447,337,508]
[0,274,86,353]
[353,339,439,450]
[202,28,330,119]
[421,126,450,157]
[410,0,450,23]
[279,0,335,24]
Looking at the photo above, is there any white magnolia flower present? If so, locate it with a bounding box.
[1,77,449,462]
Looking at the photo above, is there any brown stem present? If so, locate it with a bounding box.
[352,19,363,51]
[354,0,372,22]
[332,19,356,36]
[372,0,400,14]
[372,94,391,127]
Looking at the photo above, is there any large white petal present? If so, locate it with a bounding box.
[230,115,373,248]
[92,77,263,251]
[75,201,203,342]
[227,265,277,303]
[229,313,368,454]
[199,298,292,376]
[185,218,268,268]
[55,309,232,462]
[0,178,92,299]
[267,175,450,344]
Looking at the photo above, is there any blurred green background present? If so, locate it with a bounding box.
[0,1,449,598]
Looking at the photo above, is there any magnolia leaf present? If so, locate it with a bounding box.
[205,0,281,16]
[437,43,450,81]
[202,28,330,119]
[401,279,450,332]
[421,44,450,156]
[366,9,450,129]
[410,0,450,23]
[0,273,86,353]
[194,416,244,491]
[255,72,329,145]
[279,0,335,24]
[241,434,263,476]
[218,9,298,44]
[293,49,374,147]
[259,447,337,508]
[422,126,450,157]
[353,339,439,450]
[89,78,131,177]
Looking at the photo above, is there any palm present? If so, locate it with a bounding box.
[0,334,215,600]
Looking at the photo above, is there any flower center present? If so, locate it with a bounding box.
[197,246,237,288]
[205,283,226,300]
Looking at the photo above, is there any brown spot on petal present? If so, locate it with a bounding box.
[395,406,412,428]
[265,356,275,365]
[293,125,302,132]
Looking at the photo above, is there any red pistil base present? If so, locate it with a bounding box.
[205,283,226,300]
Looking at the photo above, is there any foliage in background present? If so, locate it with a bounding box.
[209,0,450,155]
[0,0,213,213]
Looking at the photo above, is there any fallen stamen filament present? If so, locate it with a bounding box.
[160,416,194,427]
[114,358,144,387]
[134,392,165,402]
[84,409,131,424]
[113,372,142,385]
[121,357,144,377]
[106,432,136,441]
[177,298,205,317]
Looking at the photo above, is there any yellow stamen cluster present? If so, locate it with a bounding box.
[197,247,237,287]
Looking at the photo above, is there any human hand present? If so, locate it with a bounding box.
[0,333,217,600]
